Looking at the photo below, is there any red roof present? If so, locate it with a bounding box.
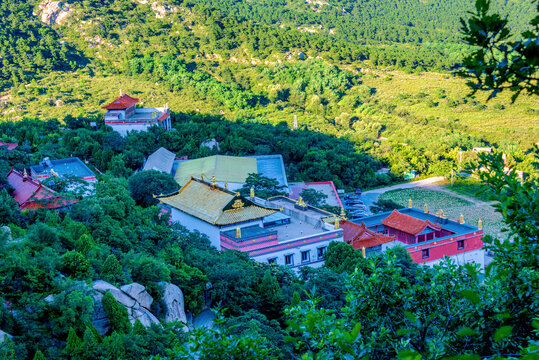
[381,210,441,236]
[0,142,18,151]
[157,112,169,122]
[340,220,395,249]
[6,169,77,210]
[102,94,140,110]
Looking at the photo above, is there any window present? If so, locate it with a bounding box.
[267,257,277,264]
[284,254,294,266]
[301,250,310,263]
[422,249,430,259]
[457,240,465,250]
[317,246,327,260]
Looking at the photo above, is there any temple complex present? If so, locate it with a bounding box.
[157,177,343,268]
[102,93,171,136]
[355,204,485,266]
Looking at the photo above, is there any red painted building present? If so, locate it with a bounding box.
[0,142,18,151]
[356,208,485,266]
[6,169,77,211]
[340,220,397,256]
[102,94,171,136]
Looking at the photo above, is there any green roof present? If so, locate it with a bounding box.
[174,155,257,186]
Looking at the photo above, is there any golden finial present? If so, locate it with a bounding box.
[424,204,428,213]
[340,207,346,220]
[201,173,205,181]
[119,89,123,97]
[236,192,240,197]
[23,168,28,177]
[408,198,412,208]
[459,214,465,224]
[334,216,340,229]
[478,219,482,230]
[250,187,255,198]
[212,174,216,187]
[236,227,241,238]
[361,247,366,258]
[224,181,228,189]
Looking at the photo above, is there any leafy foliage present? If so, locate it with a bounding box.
[459,0,539,100]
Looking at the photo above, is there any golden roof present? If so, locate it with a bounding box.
[158,178,277,225]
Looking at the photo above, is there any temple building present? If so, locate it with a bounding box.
[7,169,77,211]
[340,220,397,257]
[30,157,96,183]
[355,204,485,266]
[143,147,176,174]
[102,93,171,136]
[157,177,343,268]
[174,154,289,191]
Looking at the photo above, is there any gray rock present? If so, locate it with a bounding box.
[160,282,188,331]
[120,283,153,309]
[91,280,160,334]
[93,280,136,308]
[0,329,12,343]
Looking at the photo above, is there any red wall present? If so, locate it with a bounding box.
[407,231,484,263]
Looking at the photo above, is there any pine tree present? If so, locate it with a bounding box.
[64,327,82,358]
[101,291,131,334]
[0,337,16,360]
[101,255,122,283]
[102,332,125,360]
[132,319,146,336]
[81,326,99,360]
[257,270,285,320]
[32,350,46,360]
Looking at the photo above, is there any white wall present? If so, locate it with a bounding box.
[109,123,152,137]
[169,208,221,250]
[425,249,487,267]
[251,236,342,269]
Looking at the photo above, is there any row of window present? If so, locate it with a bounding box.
[421,240,465,259]
[267,246,327,266]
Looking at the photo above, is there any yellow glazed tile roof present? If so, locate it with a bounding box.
[159,178,277,225]
[174,155,257,186]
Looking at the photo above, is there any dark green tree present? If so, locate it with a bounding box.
[64,327,83,359]
[32,350,46,360]
[101,291,131,335]
[299,188,328,207]
[60,251,91,280]
[128,170,179,207]
[239,173,286,199]
[101,254,122,283]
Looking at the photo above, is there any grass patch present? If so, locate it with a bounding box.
[442,178,494,202]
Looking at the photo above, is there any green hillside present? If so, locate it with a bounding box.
[0,0,537,179]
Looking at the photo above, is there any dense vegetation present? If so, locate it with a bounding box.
[0,0,78,89]
[0,0,537,358]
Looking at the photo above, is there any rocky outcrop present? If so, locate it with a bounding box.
[0,330,12,343]
[160,282,188,331]
[38,0,71,25]
[91,281,159,335]
[120,283,153,309]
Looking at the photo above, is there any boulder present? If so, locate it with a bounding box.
[120,283,153,309]
[0,330,12,343]
[91,280,160,335]
[160,282,188,331]
[38,0,71,25]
